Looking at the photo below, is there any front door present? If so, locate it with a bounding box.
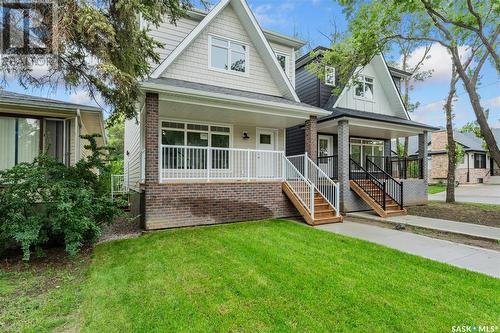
[256,128,276,178]
[318,135,334,177]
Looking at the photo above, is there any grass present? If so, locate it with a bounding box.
[2,220,499,332]
[428,183,447,194]
[0,251,90,332]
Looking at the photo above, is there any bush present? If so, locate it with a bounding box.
[0,135,125,261]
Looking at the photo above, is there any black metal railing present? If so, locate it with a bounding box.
[365,158,404,210]
[367,155,423,179]
[317,155,338,180]
[349,158,387,210]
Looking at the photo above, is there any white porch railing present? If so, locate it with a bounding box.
[111,174,128,198]
[288,153,340,215]
[283,155,315,216]
[161,145,284,181]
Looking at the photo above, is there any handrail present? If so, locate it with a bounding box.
[305,154,340,215]
[349,158,387,210]
[365,158,403,210]
[282,155,315,215]
[366,155,423,179]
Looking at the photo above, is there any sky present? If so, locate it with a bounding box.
[3,0,499,129]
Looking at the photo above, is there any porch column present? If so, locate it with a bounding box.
[304,115,317,163]
[418,131,429,182]
[145,92,159,184]
[337,120,349,213]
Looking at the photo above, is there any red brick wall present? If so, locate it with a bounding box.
[305,115,317,162]
[144,182,299,230]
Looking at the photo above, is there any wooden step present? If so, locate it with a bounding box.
[349,180,406,218]
[282,182,343,225]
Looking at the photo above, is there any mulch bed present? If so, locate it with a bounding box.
[407,202,500,228]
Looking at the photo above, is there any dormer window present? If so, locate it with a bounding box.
[355,75,374,100]
[275,52,289,75]
[325,66,335,86]
[209,35,248,74]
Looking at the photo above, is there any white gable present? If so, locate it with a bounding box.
[150,0,299,101]
[161,4,283,96]
[334,55,408,119]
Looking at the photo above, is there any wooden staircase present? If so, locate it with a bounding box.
[282,182,343,225]
[350,180,406,218]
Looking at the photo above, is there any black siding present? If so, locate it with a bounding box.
[295,66,319,107]
[286,126,305,156]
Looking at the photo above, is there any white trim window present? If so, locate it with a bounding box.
[325,66,335,86]
[209,35,248,74]
[275,52,289,75]
[355,75,374,99]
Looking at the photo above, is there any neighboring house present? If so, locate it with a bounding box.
[0,90,106,171]
[286,47,439,215]
[124,0,337,230]
[429,129,498,184]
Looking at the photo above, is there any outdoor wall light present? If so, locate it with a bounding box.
[242,132,250,140]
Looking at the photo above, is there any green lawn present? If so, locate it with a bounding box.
[428,184,447,194]
[2,220,499,332]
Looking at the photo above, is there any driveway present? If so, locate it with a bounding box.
[429,184,500,204]
[317,221,500,278]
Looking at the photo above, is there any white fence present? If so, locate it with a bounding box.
[283,156,315,216]
[111,174,128,198]
[161,145,283,181]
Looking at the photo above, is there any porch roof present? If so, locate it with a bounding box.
[318,107,439,131]
[141,78,330,118]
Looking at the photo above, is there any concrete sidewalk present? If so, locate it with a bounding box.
[317,221,500,278]
[348,212,500,241]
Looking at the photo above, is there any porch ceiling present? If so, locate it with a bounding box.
[317,117,428,139]
[158,97,309,128]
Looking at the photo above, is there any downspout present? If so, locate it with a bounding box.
[75,108,81,162]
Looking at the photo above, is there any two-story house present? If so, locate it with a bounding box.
[124,0,342,230]
[286,47,439,216]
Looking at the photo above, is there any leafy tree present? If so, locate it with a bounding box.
[320,0,500,167]
[0,135,124,261]
[1,0,198,124]
[106,117,125,174]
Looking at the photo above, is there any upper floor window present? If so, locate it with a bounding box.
[325,66,335,86]
[209,35,248,74]
[355,75,374,100]
[275,52,289,75]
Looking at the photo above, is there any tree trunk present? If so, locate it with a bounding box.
[445,66,458,203]
[451,49,500,167]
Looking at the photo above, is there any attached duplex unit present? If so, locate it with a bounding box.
[124,0,437,229]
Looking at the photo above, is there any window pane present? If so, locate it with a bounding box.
[365,77,373,83]
[355,82,364,97]
[45,120,65,163]
[187,132,208,147]
[351,145,361,165]
[319,139,329,157]
[211,134,229,148]
[18,118,40,164]
[325,67,335,85]
[210,126,230,133]
[276,54,287,72]
[162,121,184,129]
[230,50,246,72]
[212,37,228,48]
[187,124,209,131]
[0,117,16,170]
[162,130,184,145]
[231,42,246,53]
[260,134,271,145]
[365,82,374,99]
[211,45,228,70]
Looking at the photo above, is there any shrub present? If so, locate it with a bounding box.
[0,135,125,261]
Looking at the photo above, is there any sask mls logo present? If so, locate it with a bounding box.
[452,325,499,333]
[0,0,56,58]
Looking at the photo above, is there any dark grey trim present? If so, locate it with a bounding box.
[0,90,101,112]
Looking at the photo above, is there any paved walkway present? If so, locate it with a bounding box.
[317,221,500,278]
[348,212,500,241]
[429,184,500,204]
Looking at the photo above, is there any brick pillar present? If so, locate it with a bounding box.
[418,131,429,183]
[337,120,349,213]
[304,115,317,163]
[145,93,159,184]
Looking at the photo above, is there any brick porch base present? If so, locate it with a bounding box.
[143,181,299,230]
